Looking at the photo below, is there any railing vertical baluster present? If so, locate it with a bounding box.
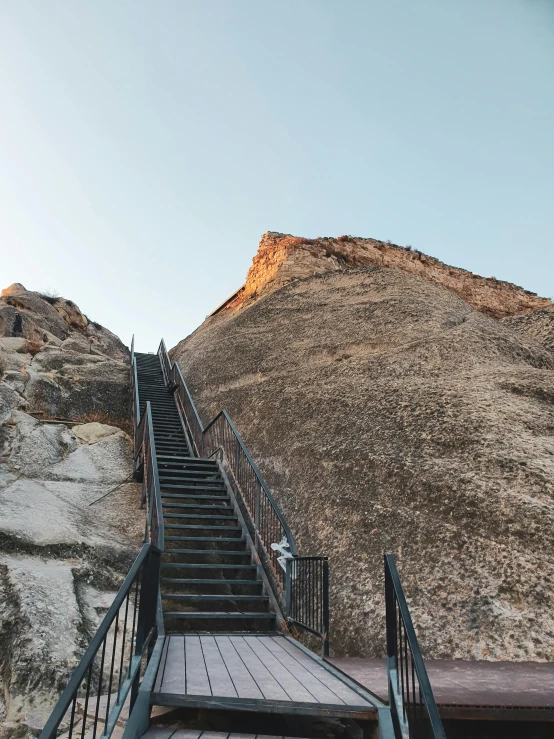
[104,611,119,727]
[92,637,107,739]
[79,663,93,739]
[116,591,130,705]
[322,559,329,656]
[67,694,77,739]
[255,479,260,531]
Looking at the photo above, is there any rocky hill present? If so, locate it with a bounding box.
[172,233,554,661]
[0,285,141,733]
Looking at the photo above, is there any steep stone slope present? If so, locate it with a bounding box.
[502,306,554,354]
[219,232,552,319]
[173,266,554,661]
[0,285,141,733]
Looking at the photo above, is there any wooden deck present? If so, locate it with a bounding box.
[331,657,554,721]
[152,635,380,719]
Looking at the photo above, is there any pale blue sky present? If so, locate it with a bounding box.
[1,0,553,351]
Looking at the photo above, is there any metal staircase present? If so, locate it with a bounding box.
[135,352,276,632]
[38,338,445,739]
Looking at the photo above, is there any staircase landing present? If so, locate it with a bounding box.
[151,634,380,720]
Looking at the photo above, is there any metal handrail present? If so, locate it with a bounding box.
[207,409,297,554]
[133,355,164,552]
[130,334,140,429]
[157,339,297,555]
[385,554,445,739]
[39,544,160,739]
[286,556,329,657]
[156,339,330,653]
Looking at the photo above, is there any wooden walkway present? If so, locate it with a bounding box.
[152,635,380,720]
[331,657,554,721]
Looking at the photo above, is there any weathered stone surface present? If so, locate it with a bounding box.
[0,285,141,733]
[72,422,128,445]
[0,557,82,727]
[0,384,23,424]
[24,349,130,421]
[502,305,554,355]
[173,266,554,661]
[222,232,552,320]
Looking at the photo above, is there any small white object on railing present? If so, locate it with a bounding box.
[271,536,294,574]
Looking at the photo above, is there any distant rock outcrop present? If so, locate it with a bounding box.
[173,239,554,662]
[0,284,129,422]
[0,285,141,733]
[219,232,552,319]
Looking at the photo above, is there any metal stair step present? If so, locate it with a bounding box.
[162,513,237,521]
[163,524,242,531]
[161,578,258,585]
[162,594,268,602]
[162,502,232,510]
[162,612,274,619]
[164,548,249,555]
[161,494,229,501]
[156,455,216,463]
[160,484,226,491]
[164,536,246,543]
[161,563,257,570]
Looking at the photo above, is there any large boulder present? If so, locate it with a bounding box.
[172,265,554,661]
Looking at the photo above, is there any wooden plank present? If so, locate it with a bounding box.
[228,636,291,702]
[140,730,177,739]
[256,637,344,705]
[200,636,238,698]
[272,637,374,706]
[150,691,377,719]
[185,635,211,696]
[153,637,169,694]
[214,636,264,700]
[160,636,186,695]
[243,637,318,703]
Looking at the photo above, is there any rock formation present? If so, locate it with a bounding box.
[0,285,141,734]
[172,234,554,661]
[218,232,551,320]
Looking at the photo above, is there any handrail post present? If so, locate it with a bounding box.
[285,557,292,617]
[322,559,330,657]
[135,548,160,659]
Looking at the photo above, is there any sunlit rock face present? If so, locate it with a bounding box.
[224,232,552,319]
[0,285,141,733]
[0,284,130,422]
[173,257,554,661]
